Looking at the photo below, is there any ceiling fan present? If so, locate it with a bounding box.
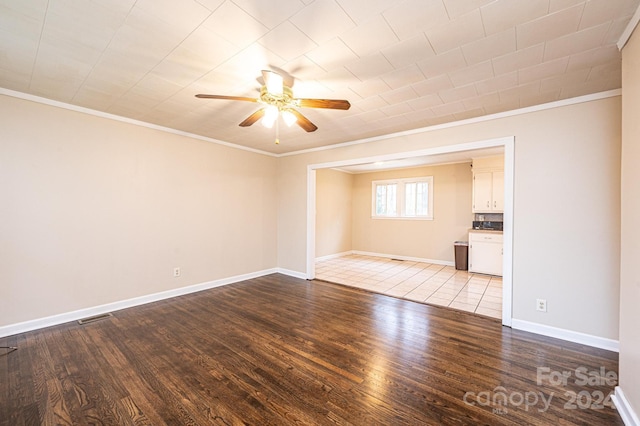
[196,70,350,143]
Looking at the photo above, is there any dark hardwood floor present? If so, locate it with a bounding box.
[1,274,622,425]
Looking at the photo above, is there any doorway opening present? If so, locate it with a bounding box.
[306,136,514,326]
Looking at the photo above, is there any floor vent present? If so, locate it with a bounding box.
[78,313,113,325]
[391,258,405,262]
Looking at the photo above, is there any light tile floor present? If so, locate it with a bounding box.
[315,254,502,319]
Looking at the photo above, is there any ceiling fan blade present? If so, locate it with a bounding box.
[290,110,318,132]
[195,94,257,102]
[239,109,266,127]
[261,70,284,95]
[296,98,351,110]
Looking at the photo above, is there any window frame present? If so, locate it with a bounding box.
[371,176,434,220]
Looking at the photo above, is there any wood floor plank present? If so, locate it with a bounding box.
[0,273,623,425]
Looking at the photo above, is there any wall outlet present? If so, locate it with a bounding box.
[173,267,181,278]
[536,298,547,312]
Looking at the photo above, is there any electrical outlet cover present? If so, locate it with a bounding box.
[536,299,547,312]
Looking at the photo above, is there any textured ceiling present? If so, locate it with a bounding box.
[1,0,638,154]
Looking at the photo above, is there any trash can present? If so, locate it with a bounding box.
[454,241,468,270]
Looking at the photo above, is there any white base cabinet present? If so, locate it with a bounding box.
[469,232,503,276]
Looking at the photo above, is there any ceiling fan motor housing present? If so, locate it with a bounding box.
[259,85,295,110]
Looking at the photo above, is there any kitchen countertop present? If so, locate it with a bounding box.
[469,228,503,234]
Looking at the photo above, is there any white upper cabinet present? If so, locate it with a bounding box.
[492,171,504,211]
[473,171,493,212]
[472,156,504,213]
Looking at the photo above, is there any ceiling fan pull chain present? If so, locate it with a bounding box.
[275,115,280,145]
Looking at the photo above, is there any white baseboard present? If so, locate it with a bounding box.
[613,387,640,426]
[0,268,279,338]
[511,319,619,352]
[315,251,353,262]
[314,250,454,266]
[277,268,307,280]
[351,250,454,266]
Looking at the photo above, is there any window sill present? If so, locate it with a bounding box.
[372,216,434,221]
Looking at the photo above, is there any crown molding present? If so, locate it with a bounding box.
[279,89,621,158]
[0,88,278,157]
[618,4,640,50]
[1,87,621,159]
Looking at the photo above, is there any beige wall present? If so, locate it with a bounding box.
[0,95,278,328]
[619,26,640,418]
[315,169,353,258]
[278,96,621,340]
[0,87,624,348]
[351,163,472,262]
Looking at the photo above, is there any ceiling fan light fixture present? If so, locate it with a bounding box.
[264,70,283,96]
[262,105,278,128]
[282,109,297,127]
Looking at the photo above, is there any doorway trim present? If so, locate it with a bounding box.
[306,136,515,327]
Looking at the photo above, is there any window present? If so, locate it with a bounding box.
[372,177,433,220]
[375,183,397,216]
